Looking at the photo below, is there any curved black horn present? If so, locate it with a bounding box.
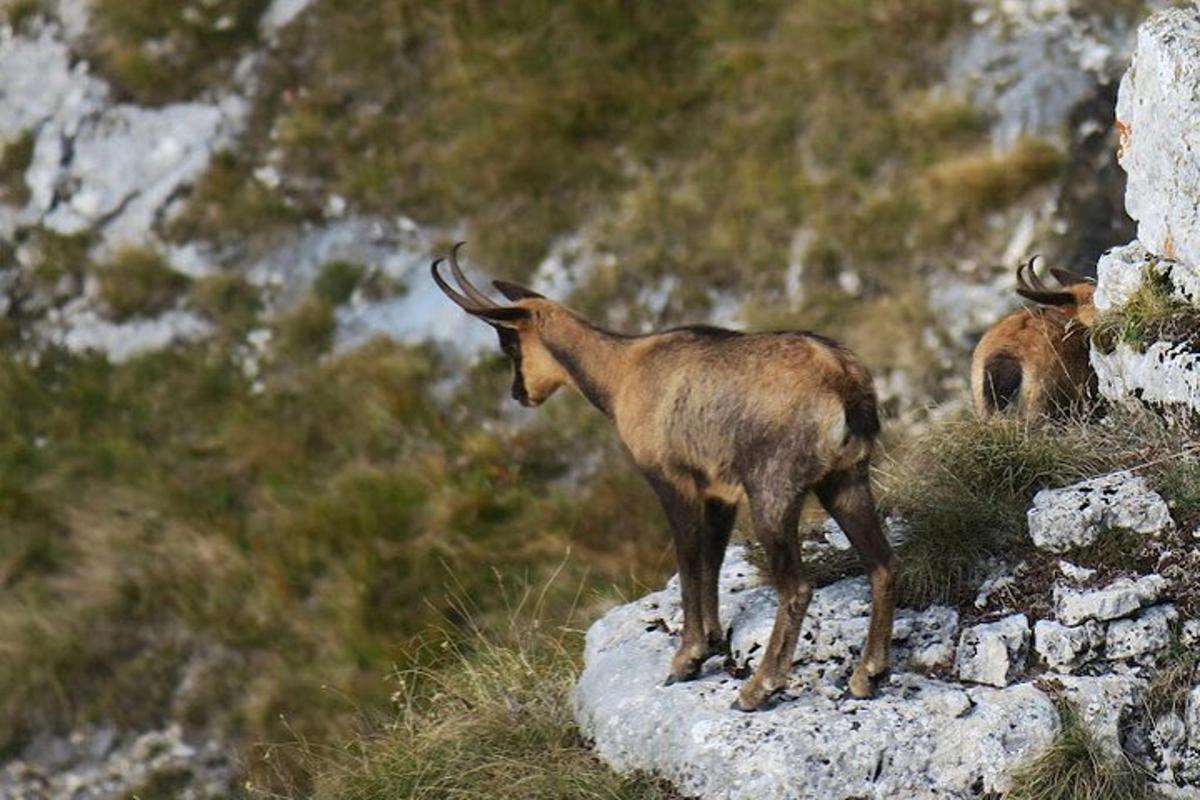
[1027,254,1049,290]
[448,242,497,307]
[431,258,478,311]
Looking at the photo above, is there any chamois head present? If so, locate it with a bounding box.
[431,243,569,407]
[1014,255,1096,326]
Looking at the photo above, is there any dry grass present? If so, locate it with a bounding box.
[879,409,1187,607]
[261,591,679,800]
[1093,265,1200,352]
[1006,699,1158,800]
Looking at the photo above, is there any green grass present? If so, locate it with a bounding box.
[89,0,271,103]
[1142,635,1200,720]
[0,130,33,206]
[95,246,191,321]
[188,271,263,335]
[1093,265,1200,352]
[1006,699,1158,800]
[313,260,367,306]
[0,337,673,791]
[272,599,678,800]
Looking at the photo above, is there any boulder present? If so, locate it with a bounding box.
[1027,471,1173,553]
[1053,673,1144,752]
[955,614,1030,688]
[1054,574,1167,626]
[1034,619,1104,673]
[1105,603,1177,662]
[575,546,1060,799]
[1116,7,1200,266]
[1094,241,1200,312]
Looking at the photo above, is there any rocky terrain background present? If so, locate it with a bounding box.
[0,0,1194,798]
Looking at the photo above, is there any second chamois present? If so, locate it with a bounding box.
[432,243,898,711]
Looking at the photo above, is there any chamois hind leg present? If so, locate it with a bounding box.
[734,487,811,712]
[645,473,711,685]
[700,499,737,654]
[815,463,897,699]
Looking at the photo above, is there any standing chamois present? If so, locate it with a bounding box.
[971,256,1097,419]
[432,244,897,710]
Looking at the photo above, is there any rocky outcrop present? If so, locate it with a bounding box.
[1026,471,1173,553]
[576,466,1198,798]
[1115,8,1200,268]
[1094,5,1200,421]
[574,547,1058,800]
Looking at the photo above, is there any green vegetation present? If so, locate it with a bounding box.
[1142,635,1200,719]
[0,130,34,205]
[0,0,42,31]
[96,246,191,321]
[90,0,270,103]
[313,260,367,306]
[1093,266,1200,351]
[189,271,263,335]
[287,602,677,800]
[0,335,671,792]
[1006,700,1158,800]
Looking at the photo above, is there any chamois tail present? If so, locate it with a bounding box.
[982,353,1022,415]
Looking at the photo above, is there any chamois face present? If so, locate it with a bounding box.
[495,312,568,407]
[429,244,568,407]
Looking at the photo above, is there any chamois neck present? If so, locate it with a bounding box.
[539,311,629,417]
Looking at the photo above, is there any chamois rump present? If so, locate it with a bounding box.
[971,256,1097,419]
[432,243,897,710]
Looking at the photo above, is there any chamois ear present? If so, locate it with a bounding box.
[1016,288,1075,306]
[1049,267,1093,287]
[493,280,544,302]
[471,306,531,328]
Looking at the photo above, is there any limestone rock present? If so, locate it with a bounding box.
[1116,7,1200,266]
[1093,341,1200,421]
[1027,471,1173,553]
[1034,619,1104,672]
[955,614,1031,687]
[1094,241,1200,312]
[575,547,1058,799]
[1105,603,1177,662]
[1053,673,1144,752]
[1186,686,1200,751]
[1054,574,1167,626]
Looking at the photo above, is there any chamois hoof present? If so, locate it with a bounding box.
[847,669,877,699]
[663,669,699,687]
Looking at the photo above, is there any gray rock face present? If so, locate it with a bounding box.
[1027,471,1173,554]
[1034,619,1104,673]
[1053,673,1144,752]
[0,724,235,800]
[1116,7,1200,267]
[1054,573,1168,626]
[1093,341,1200,421]
[1105,603,1178,662]
[955,614,1031,688]
[575,547,1062,799]
[949,0,1138,148]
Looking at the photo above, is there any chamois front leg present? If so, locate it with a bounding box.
[646,473,711,685]
[816,465,897,699]
[734,490,810,712]
[700,499,737,655]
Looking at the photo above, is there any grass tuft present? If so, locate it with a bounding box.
[1006,699,1158,800]
[0,130,34,205]
[1093,265,1200,352]
[269,594,677,800]
[96,246,191,321]
[882,415,1112,607]
[313,260,367,306]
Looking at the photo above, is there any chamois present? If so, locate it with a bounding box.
[971,256,1097,419]
[432,244,898,710]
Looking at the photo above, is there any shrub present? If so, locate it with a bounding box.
[313,260,367,306]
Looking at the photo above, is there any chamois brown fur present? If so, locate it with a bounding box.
[971,257,1097,419]
[432,244,897,710]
